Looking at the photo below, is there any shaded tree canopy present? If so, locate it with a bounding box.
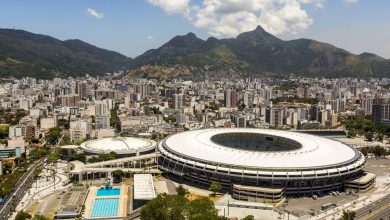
[141,194,227,220]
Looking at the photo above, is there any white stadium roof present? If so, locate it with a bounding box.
[79,137,156,154]
[162,128,359,170]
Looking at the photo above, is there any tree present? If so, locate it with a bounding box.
[188,197,221,220]
[48,148,63,163]
[112,169,124,183]
[365,131,374,142]
[341,210,356,220]
[0,124,9,139]
[176,185,189,197]
[34,167,43,178]
[68,152,86,163]
[208,181,222,196]
[31,137,40,144]
[141,194,188,220]
[87,156,100,163]
[33,215,51,220]
[29,146,50,160]
[15,211,32,220]
[360,147,369,157]
[110,108,120,131]
[151,107,162,115]
[57,118,69,129]
[140,194,226,220]
[208,101,220,111]
[163,115,176,123]
[347,129,357,138]
[11,109,27,125]
[238,103,246,111]
[376,133,384,142]
[241,215,255,220]
[90,115,95,123]
[373,145,387,158]
[45,127,62,145]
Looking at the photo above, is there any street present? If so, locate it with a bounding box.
[366,205,390,220]
[355,193,390,220]
[0,159,43,219]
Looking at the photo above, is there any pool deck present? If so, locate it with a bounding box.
[83,185,128,219]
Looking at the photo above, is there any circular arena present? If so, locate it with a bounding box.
[79,137,156,155]
[158,128,371,202]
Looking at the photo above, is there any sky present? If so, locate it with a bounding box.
[0,0,389,58]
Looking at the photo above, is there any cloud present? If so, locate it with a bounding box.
[147,0,325,38]
[300,0,325,8]
[146,35,155,41]
[86,8,104,19]
[148,0,190,15]
[344,0,358,3]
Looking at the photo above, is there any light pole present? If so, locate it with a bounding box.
[227,200,230,216]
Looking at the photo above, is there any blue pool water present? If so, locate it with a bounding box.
[91,198,119,217]
[96,188,121,196]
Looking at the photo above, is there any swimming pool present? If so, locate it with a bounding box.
[91,198,119,217]
[96,188,121,196]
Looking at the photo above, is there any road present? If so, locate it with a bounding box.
[355,193,390,220]
[0,159,43,219]
[366,204,390,220]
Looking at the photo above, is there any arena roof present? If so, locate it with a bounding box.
[79,137,156,155]
[161,128,360,170]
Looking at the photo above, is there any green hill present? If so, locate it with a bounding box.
[0,29,132,79]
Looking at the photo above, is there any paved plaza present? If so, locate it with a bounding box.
[12,161,71,218]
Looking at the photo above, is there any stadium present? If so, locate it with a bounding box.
[158,128,374,202]
[79,137,156,155]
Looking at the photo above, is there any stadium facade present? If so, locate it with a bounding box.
[158,128,375,202]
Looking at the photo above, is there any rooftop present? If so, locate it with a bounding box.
[79,137,156,154]
[133,174,156,200]
[162,128,360,170]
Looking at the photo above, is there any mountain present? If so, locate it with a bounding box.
[134,32,250,70]
[1,27,389,79]
[133,26,390,78]
[357,52,385,61]
[0,29,132,79]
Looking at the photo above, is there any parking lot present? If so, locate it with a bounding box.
[285,158,390,217]
[364,158,390,177]
[286,192,357,217]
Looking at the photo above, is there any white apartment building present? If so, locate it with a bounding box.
[8,125,25,139]
[40,117,56,130]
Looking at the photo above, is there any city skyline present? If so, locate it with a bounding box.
[1,0,390,58]
[1,1,390,219]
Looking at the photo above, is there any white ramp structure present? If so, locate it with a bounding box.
[133,174,156,200]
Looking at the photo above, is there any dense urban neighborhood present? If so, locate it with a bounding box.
[0,75,389,219]
[1,1,390,219]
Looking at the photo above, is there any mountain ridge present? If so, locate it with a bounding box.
[0,28,132,79]
[0,27,389,79]
[133,27,390,78]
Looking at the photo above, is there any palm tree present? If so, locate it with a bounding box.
[341,210,356,220]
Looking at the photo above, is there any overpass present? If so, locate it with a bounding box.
[68,153,160,182]
[85,153,160,168]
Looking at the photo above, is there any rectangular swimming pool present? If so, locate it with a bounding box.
[91,198,119,217]
[96,188,121,196]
